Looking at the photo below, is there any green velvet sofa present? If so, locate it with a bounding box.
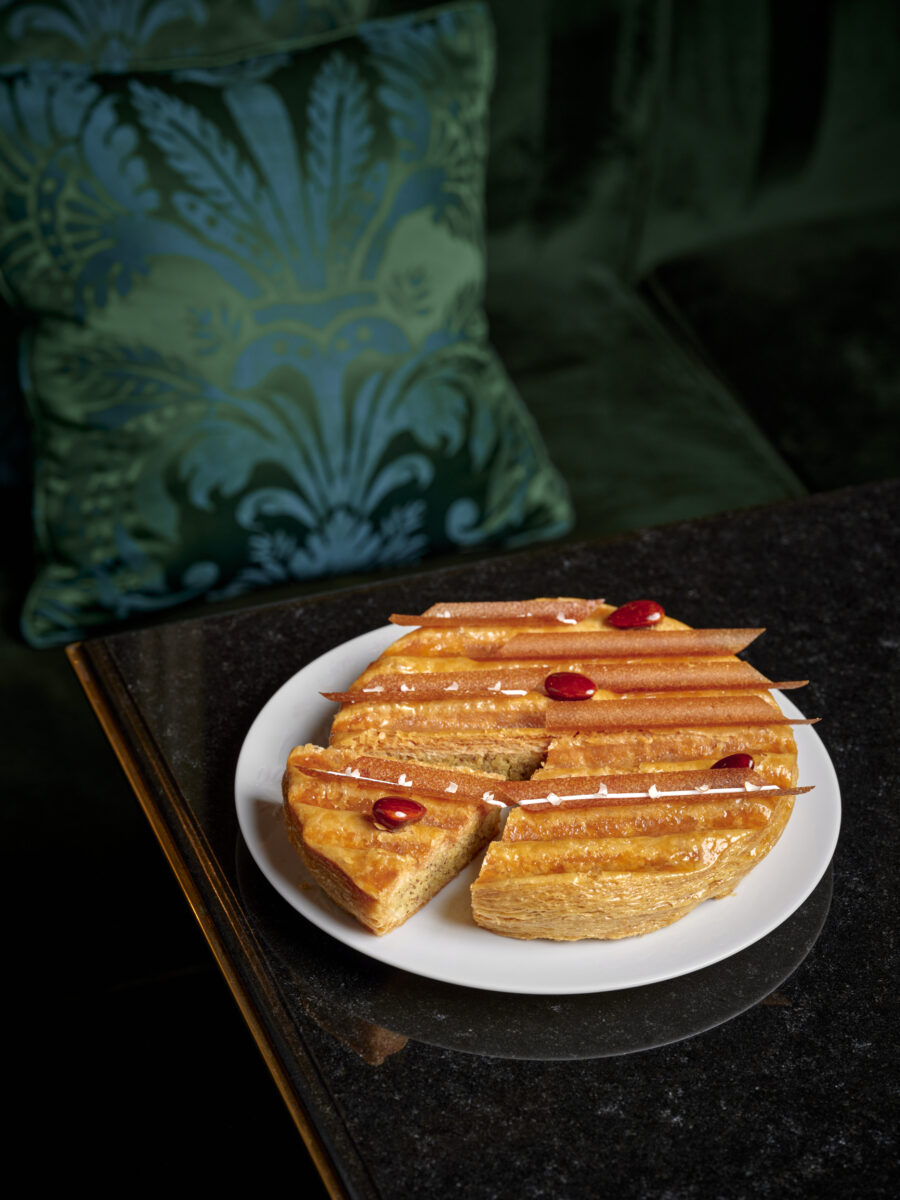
[5,0,897,1186]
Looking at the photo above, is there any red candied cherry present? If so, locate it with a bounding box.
[544,672,597,701]
[712,753,755,770]
[608,599,665,629]
[372,796,425,831]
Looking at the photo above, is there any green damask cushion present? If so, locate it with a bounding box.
[0,0,373,71]
[0,2,573,647]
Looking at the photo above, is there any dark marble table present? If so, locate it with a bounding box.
[69,480,899,1199]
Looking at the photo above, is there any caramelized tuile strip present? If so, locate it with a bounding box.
[351,756,508,804]
[389,599,605,626]
[291,753,508,806]
[322,661,808,702]
[288,751,814,814]
[470,629,765,659]
[545,695,819,730]
[503,768,813,812]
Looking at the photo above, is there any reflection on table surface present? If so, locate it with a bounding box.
[236,837,832,1063]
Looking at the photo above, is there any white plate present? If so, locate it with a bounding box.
[235,625,841,995]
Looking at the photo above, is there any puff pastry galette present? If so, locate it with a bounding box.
[282,599,815,939]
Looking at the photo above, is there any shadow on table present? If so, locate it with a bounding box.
[236,838,832,1063]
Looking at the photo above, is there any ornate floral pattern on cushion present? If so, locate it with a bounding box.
[0,3,573,646]
[0,0,373,72]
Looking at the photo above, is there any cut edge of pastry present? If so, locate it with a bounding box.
[282,744,503,936]
[469,794,795,941]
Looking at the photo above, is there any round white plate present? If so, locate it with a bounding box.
[235,624,841,995]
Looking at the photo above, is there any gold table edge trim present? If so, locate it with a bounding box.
[66,641,347,1200]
